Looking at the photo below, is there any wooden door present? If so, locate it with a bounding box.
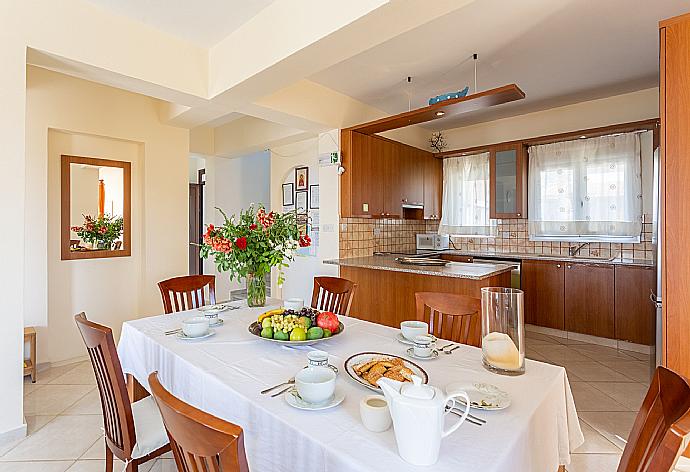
[403,148,425,206]
[490,143,527,219]
[615,265,656,345]
[565,262,615,339]
[661,13,690,378]
[189,183,202,275]
[349,131,384,217]
[423,155,443,220]
[381,138,402,218]
[522,259,565,330]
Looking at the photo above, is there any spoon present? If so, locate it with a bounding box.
[444,345,461,355]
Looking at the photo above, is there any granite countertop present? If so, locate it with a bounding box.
[417,249,656,267]
[323,255,515,280]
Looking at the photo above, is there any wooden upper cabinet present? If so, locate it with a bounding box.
[490,143,527,219]
[423,155,443,220]
[340,130,436,218]
[565,262,615,339]
[522,259,565,330]
[614,265,656,345]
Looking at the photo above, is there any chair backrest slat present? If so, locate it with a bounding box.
[617,366,690,472]
[75,313,136,459]
[310,277,357,316]
[159,275,216,314]
[414,292,481,347]
[149,372,250,472]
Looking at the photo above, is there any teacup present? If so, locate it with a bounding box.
[181,317,210,338]
[284,298,304,311]
[400,320,429,341]
[413,335,434,358]
[295,366,336,404]
[360,395,392,432]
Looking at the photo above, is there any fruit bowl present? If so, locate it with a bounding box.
[248,321,345,346]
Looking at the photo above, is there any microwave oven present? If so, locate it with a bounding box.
[416,233,450,251]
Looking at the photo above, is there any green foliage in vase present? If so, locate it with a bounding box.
[71,214,124,249]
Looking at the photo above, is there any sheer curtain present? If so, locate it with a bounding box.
[528,132,645,242]
[438,152,496,236]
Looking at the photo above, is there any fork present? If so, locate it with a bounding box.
[261,377,295,395]
[164,328,181,336]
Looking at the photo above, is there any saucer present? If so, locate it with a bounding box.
[446,382,511,410]
[198,304,232,315]
[406,347,439,360]
[176,329,216,341]
[396,332,436,345]
[208,318,224,328]
[285,387,345,411]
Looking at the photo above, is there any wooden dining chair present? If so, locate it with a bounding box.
[158,275,216,314]
[148,372,250,472]
[616,366,690,472]
[311,276,357,316]
[414,292,481,347]
[74,313,170,472]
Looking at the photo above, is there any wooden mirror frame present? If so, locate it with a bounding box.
[61,155,131,260]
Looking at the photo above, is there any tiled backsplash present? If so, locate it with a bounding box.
[339,215,655,261]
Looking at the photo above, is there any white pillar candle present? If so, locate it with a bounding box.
[482,332,521,370]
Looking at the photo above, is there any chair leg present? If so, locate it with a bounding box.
[105,444,113,472]
[125,461,138,472]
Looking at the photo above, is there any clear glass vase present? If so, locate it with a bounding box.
[246,273,267,307]
[480,287,525,376]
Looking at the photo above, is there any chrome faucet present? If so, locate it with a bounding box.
[568,243,588,257]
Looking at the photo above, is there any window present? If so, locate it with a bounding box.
[528,132,647,242]
[438,152,496,236]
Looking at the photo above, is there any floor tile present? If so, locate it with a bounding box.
[579,411,638,450]
[590,382,649,412]
[0,461,75,472]
[1,415,103,461]
[49,363,95,386]
[530,345,593,363]
[604,360,653,383]
[525,332,564,345]
[22,381,44,396]
[34,363,83,385]
[569,382,629,412]
[573,421,622,453]
[23,385,94,416]
[0,417,55,458]
[567,453,621,472]
[63,390,101,415]
[564,362,635,383]
[570,345,636,362]
[148,459,177,472]
[525,346,548,361]
[622,350,652,361]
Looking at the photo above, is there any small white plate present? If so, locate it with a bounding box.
[284,387,345,411]
[446,382,511,410]
[396,332,437,345]
[406,347,439,361]
[176,329,216,341]
[198,304,232,315]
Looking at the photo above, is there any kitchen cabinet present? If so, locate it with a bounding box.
[565,262,615,339]
[489,143,527,219]
[340,130,436,218]
[522,260,565,330]
[423,155,443,220]
[615,265,656,345]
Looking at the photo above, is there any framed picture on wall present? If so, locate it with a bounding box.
[295,166,309,191]
[309,184,319,209]
[295,190,308,213]
[282,183,294,206]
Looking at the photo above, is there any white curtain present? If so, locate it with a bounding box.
[438,152,496,236]
[528,132,645,242]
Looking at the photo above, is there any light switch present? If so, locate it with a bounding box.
[363,203,369,212]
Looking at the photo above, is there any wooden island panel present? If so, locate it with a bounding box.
[340,266,511,328]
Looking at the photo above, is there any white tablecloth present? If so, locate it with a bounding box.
[118,300,583,472]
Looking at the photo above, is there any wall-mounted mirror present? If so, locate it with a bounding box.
[61,155,131,260]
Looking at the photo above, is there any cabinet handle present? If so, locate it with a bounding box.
[517,213,521,217]
[567,265,572,269]
[556,264,561,268]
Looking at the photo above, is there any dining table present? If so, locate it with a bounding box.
[118,298,584,472]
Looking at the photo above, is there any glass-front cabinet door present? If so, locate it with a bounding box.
[490,144,527,219]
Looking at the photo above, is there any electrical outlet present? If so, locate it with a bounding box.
[373,228,381,236]
[363,203,369,212]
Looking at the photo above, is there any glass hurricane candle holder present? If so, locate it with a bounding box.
[480,287,525,376]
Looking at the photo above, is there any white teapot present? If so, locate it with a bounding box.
[377,375,470,466]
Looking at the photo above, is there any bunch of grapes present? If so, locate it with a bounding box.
[299,307,320,328]
[269,314,300,334]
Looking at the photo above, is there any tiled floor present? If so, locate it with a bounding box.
[0,333,651,472]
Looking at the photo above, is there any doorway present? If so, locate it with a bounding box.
[188,168,204,275]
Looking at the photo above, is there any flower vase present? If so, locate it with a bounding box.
[246,273,266,307]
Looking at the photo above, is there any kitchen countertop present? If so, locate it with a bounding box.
[416,249,656,267]
[323,255,514,280]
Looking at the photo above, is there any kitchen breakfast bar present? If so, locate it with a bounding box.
[324,255,513,328]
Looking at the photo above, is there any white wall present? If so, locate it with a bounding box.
[25,66,189,365]
[202,151,271,300]
[269,131,340,302]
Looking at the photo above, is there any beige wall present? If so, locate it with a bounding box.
[441,88,659,150]
[25,66,189,364]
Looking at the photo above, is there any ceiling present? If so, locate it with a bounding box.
[84,0,277,47]
[310,0,687,131]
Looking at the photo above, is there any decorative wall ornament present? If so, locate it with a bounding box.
[429,132,447,153]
